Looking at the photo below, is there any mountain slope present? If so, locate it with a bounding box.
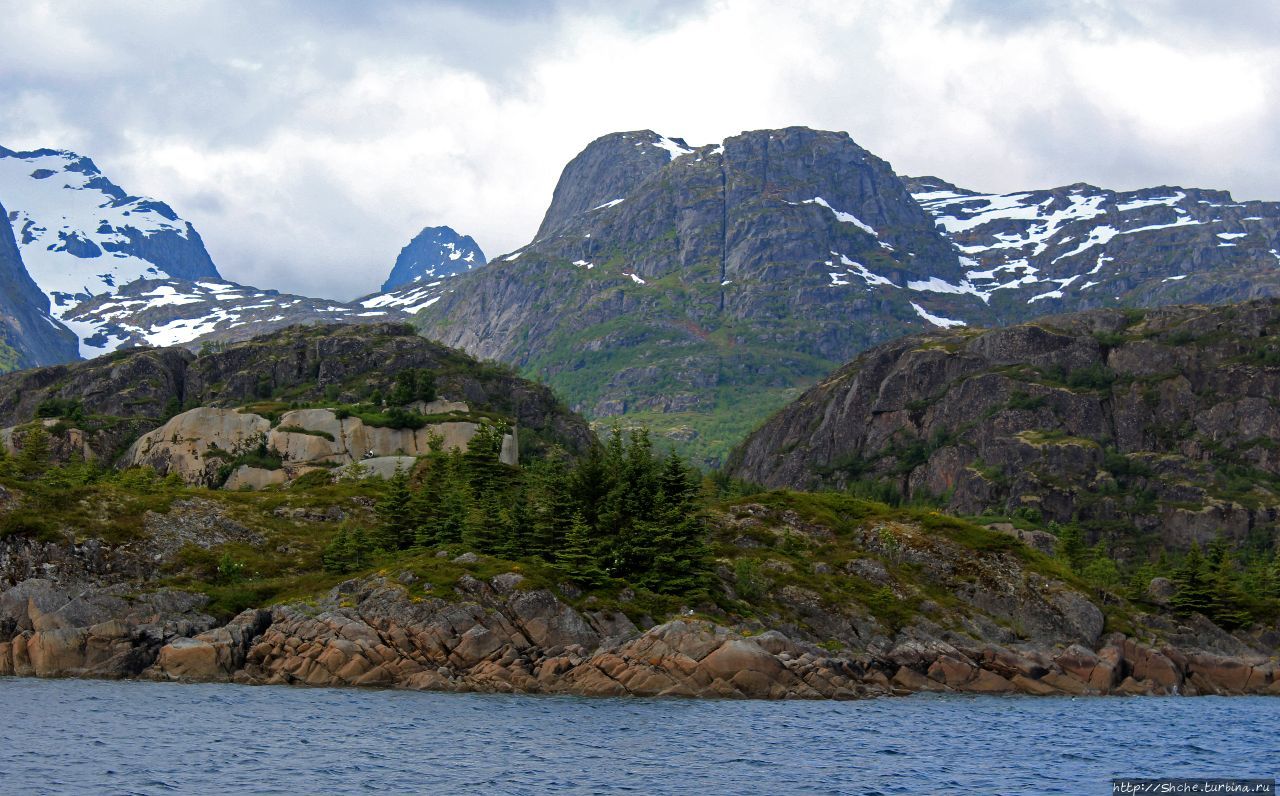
[62,276,405,352]
[905,176,1280,321]
[416,127,971,463]
[726,298,1280,552]
[0,199,79,370]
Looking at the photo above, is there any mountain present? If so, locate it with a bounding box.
[380,225,485,292]
[415,128,969,463]
[0,146,220,351]
[0,145,491,358]
[0,199,79,371]
[60,276,405,352]
[904,176,1280,320]
[412,127,1280,465]
[726,298,1280,552]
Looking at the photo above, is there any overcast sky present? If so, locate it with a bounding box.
[2,0,1278,300]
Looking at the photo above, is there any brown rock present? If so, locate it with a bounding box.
[153,638,224,681]
[927,654,976,686]
[964,669,1016,694]
[1040,671,1093,695]
[699,640,785,683]
[1012,674,1061,695]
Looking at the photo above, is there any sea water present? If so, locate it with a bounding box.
[0,678,1274,794]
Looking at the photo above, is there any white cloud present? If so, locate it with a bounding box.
[1,0,1279,300]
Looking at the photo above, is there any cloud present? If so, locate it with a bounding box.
[1,0,1278,300]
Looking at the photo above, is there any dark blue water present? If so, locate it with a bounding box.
[0,678,1273,795]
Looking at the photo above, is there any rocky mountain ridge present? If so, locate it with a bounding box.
[0,322,592,464]
[414,127,1280,465]
[726,299,1280,555]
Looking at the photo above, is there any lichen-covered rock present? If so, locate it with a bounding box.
[727,299,1280,549]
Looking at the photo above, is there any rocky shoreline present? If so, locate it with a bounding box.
[3,573,1277,699]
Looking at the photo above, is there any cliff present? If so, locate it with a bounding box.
[727,299,1280,552]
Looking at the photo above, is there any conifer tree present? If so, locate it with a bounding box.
[525,453,575,559]
[375,465,414,549]
[556,513,606,587]
[1171,542,1215,617]
[1210,551,1251,628]
[17,423,51,479]
[1054,523,1087,572]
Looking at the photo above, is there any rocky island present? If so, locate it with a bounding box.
[0,317,1276,699]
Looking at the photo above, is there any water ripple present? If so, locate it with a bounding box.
[0,678,1275,794]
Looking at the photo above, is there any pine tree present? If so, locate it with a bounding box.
[1171,542,1215,617]
[556,513,606,587]
[525,453,575,559]
[1054,523,1087,572]
[17,423,51,479]
[1210,551,1251,629]
[375,465,414,550]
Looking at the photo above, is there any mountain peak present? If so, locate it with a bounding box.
[381,225,486,292]
[535,130,694,238]
[0,143,221,357]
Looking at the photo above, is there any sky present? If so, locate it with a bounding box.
[2,0,1279,300]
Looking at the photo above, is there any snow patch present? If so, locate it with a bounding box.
[910,302,966,328]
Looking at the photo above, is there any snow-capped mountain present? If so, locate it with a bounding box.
[381,226,485,292]
[63,277,406,352]
[906,177,1280,318]
[0,144,453,358]
[0,146,220,344]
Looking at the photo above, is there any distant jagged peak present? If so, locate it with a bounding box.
[381,225,486,292]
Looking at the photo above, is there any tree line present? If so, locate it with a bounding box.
[324,424,712,595]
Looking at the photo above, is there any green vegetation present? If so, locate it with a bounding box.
[324,424,713,595]
[0,340,19,374]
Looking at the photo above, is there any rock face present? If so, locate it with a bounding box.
[380,226,486,292]
[133,577,1277,699]
[727,299,1280,550]
[0,199,79,370]
[417,127,965,462]
[414,127,1280,465]
[0,323,593,464]
[126,403,518,487]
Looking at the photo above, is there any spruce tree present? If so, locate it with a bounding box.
[525,453,575,559]
[639,499,712,595]
[411,447,448,547]
[1171,542,1215,616]
[1054,523,1087,572]
[375,465,414,550]
[1210,551,1251,629]
[436,450,470,544]
[556,513,606,587]
[17,423,51,480]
